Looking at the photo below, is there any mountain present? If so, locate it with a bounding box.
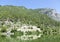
[48,9,60,21]
[0,5,60,42]
[34,8,60,21]
[0,5,60,33]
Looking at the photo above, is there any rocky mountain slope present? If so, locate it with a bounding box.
[34,8,60,21]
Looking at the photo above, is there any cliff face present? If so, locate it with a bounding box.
[34,8,60,21]
[47,9,60,21]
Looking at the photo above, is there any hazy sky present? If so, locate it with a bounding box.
[0,0,60,12]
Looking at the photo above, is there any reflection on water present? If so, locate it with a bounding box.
[1,34,42,40]
[17,34,42,40]
[0,29,42,40]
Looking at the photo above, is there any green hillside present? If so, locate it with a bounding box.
[0,5,60,42]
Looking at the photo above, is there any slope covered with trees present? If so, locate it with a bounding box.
[0,5,60,42]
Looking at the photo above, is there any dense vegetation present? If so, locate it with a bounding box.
[0,5,60,42]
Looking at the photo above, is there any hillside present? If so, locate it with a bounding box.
[0,6,60,26]
[0,5,60,42]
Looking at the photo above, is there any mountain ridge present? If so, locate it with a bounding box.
[33,8,60,21]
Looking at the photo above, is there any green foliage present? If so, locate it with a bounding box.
[0,5,60,42]
[0,5,59,33]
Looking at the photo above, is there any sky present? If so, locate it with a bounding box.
[0,0,60,12]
